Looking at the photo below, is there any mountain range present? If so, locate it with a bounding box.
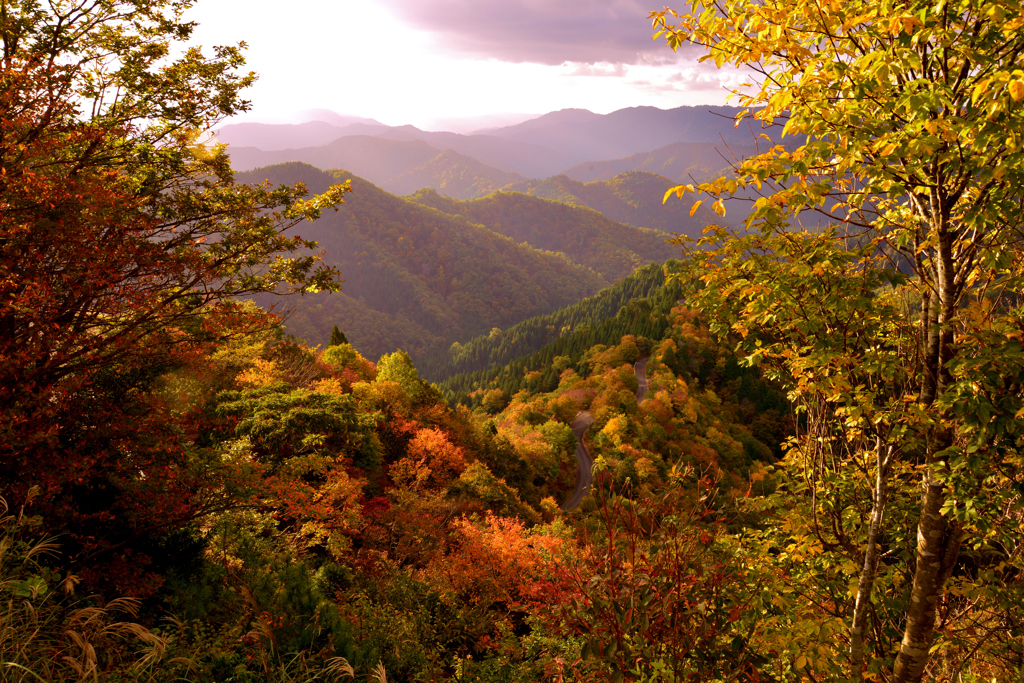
[224,105,765,362]
[406,187,680,276]
[218,104,768,181]
[239,163,681,362]
[561,140,759,184]
[224,126,566,179]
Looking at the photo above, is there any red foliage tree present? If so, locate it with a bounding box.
[0,2,346,590]
[538,473,765,682]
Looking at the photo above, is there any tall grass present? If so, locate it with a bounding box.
[0,489,171,682]
[0,490,371,683]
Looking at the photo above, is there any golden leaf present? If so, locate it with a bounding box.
[1009,80,1024,102]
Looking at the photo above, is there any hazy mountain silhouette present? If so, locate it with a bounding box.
[228,137,525,199]
[292,110,384,127]
[229,136,440,184]
[215,119,383,150]
[219,105,772,181]
[223,124,569,177]
[345,126,569,177]
[561,140,759,184]
[500,171,722,234]
[486,105,763,164]
[472,108,603,135]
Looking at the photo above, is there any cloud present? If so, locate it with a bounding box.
[563,61,629,77]
[377,0,664,65]
[595,56,757,108]
[667,66,739,89]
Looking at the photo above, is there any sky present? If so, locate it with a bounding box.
[185,0,747,132]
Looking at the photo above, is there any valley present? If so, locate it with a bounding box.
[227,104,756,374]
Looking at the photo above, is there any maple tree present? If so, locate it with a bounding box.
[540,475,762,683]
[654,0,1024,680]
[0,0,347,588]
[1,14,344,437]
[390,427,467,490]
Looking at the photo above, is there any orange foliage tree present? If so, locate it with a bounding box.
[0,0,346,590]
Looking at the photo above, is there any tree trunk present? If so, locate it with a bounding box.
[893,212,965,683]
[891,455,963,683]
[849,437,891,682]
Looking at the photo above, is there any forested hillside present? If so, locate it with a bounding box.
[436,262,687,401]
[501,171,721,233]
[419,261,678,382]
[406,188,679,280]
[485,322,790,493]
[237,163,607,359]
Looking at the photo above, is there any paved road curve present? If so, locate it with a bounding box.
[561,410,595,510]
[562,356,649,510]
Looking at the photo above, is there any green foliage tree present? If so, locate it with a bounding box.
[480,388,508,415]
[329,325,350,347]
[218,384,381,471]
[654,1,1024,680]
[377,350,423,399]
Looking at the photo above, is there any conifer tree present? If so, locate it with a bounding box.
[329,325,349,347]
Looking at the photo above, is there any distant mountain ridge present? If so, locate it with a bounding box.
[229,137,525,199]
[214,119,384,150]
[222,125,566,178]
[561,140,759,184]
[227,135,436,179]
[221,106,766,255]
[228,143,729,232]
[406,188,680,277]
[218,104,771,181]
[484,105,756,163]
[471,108,602,136]
[390,150,524,198]
[500,171,722,234]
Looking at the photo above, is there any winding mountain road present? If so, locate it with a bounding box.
[562,411,595,510]
[635,357,649,402]
[562,356,650,510]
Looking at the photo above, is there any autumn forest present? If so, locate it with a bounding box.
[2,1,1024,682]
